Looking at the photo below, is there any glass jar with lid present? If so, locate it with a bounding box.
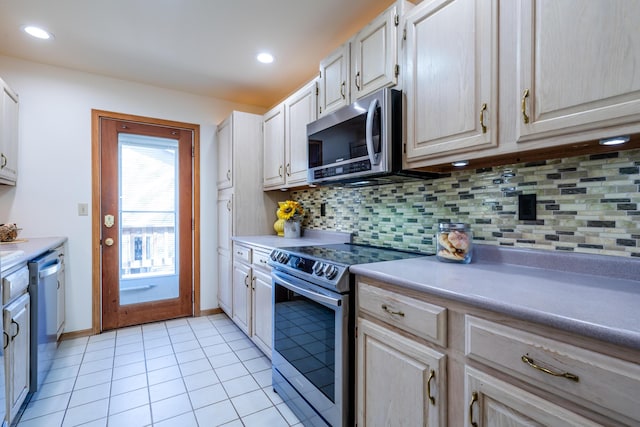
[436,223,472,264]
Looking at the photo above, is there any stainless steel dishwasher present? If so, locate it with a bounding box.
[27,249,61,392]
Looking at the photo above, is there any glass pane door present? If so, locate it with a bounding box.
[119,133,179,305]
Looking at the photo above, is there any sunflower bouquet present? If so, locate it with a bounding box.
[277,200,305,222]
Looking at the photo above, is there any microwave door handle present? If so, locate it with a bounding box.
[365,98,381,165]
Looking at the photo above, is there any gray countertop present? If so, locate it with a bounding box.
[232,229,351,251]
[351,247,640,351]
[0,237,67,272]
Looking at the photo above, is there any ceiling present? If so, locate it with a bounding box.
[0,0,396,108]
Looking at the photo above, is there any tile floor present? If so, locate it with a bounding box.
[16,314,301,427]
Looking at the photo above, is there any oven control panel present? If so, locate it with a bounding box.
[269,249,347,288]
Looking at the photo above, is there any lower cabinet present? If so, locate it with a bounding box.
[4,292,30,424]
[231,242,273,358]
[56,244,66,340]
[355,276,640,426]
[357,318,446,426]
[465,366,599,427]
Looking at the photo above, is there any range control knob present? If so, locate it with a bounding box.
[294,257,305,269]
[312,261,325,276]
[277,252,290,264]
[270,251,279,262]
[324,264,338,280]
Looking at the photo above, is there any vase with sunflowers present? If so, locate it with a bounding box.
[274,200,304,238]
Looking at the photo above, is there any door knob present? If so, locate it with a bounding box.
[104,238,114,246]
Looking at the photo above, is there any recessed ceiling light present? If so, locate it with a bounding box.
[23,25,53,40]
[452,160,469,167]
[599,135,630,146]
[257,52,274,64]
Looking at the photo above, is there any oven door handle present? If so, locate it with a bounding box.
[272,271,342,308]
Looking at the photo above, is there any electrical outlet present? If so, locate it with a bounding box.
[518,194,536,220]
[78,203,89,216]
[321,203,327,217]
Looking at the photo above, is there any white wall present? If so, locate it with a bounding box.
[0,55,265,333]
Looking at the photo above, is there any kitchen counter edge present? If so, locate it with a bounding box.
[1,237,67,271]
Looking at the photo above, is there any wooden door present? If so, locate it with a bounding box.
[352,5,397,99]
[357,318,446,426]
[285,79,317,186]
[516,0,640,144]
[100,117,193,330]
[404,0,498,161]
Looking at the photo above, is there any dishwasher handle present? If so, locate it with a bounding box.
[39,261,61,279]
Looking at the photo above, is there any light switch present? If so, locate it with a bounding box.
[78,203,89,216]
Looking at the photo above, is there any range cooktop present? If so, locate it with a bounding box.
[269,243,433,293]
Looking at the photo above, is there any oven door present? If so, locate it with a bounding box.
[271,270,351,427]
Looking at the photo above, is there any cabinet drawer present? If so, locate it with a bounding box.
[465,316,640,424]
[252,249,271,272]
[358,281,447,347]
[233,244,251,264]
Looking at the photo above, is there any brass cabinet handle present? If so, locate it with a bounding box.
[3,332,8,350]
[252,276,256,290]
[286,163,291,177]
[469,391,478,427]
[226,200,232,211]
[381,304,405,317]
[0,153,6,168]
[340,81,346,99]
[226,169,231,180]
[278,165,283,178]
[479,103,487,134]
[355,71,361,91]
[521,355,579,382]
[426,369,436,405]
[521,89,530,124]
[244,275,250,287]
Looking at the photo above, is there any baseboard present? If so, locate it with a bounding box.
[59,328,93,341]
[199,308,224,316]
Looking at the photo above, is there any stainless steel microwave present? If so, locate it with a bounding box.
[307,88,438,186]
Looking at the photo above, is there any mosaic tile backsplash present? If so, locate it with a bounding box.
[292,149,640,257]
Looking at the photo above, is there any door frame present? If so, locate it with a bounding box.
[91,109,201,334]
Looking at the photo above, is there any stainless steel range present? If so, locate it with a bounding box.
[269,243,431,426]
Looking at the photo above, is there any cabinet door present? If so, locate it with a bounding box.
[232,261,251,335]
[251,269,272,358]
[263,104,286,189]
[357,318,446,427]
[465,366,600,427]
[352,5,398,99]
[216,115,233,190]
[4,293,30,424]
[318,43,351,116]
[516,0,640,144]
[217,192,233,315]
[56,262,65,340]
[285,80,317,186]
[405,0,498,161]
[0,82,19,185]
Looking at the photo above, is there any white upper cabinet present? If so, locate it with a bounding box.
[516,0,640,144]
[318,1,410,117]
[351,4,399,100]
[285,79,317,186]
[216,115,233,190]
[404,0,498,162]
[263,79,317,190]
[0,78,19,186]
[262,103,286,189]
[318,44,351,117]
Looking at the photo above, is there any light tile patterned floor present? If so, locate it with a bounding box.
[16,314,301,427]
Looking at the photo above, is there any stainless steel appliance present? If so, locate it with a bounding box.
[269,243,431,426]
[306,88,438,186]
[27,249,61,392]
